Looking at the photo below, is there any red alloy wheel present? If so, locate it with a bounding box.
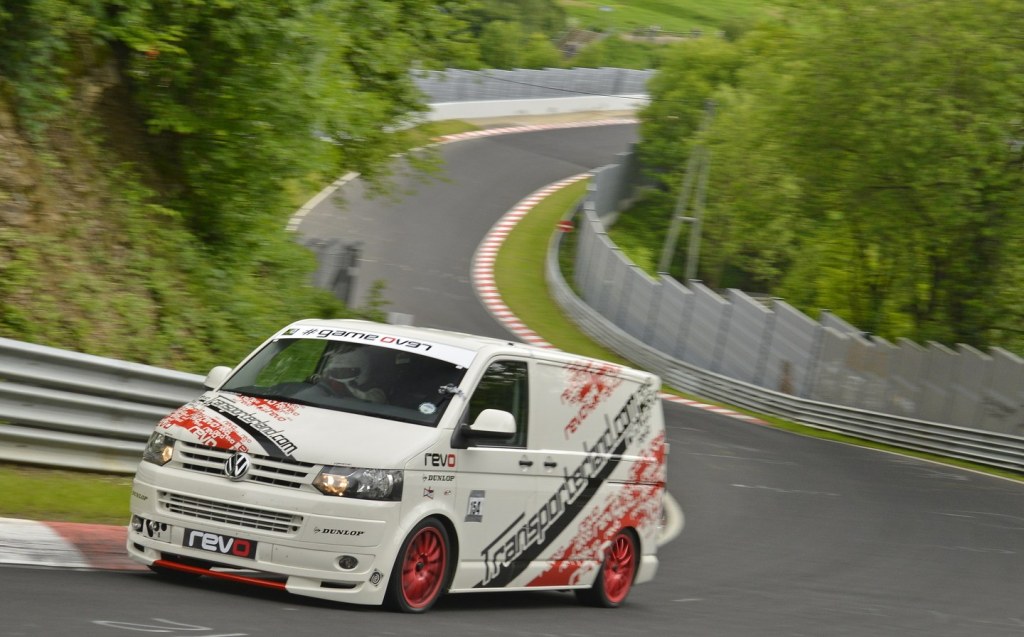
[601,532,637,605]
[400,525,447,609]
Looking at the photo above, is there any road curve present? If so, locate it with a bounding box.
[1,120,1021,637]
[296,121,640,339]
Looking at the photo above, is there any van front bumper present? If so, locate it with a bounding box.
[127,464,403,605]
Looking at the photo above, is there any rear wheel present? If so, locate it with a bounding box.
[575,530,638,608]
[385,518,451,613]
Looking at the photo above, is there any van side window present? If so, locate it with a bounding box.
[467,360,528,447]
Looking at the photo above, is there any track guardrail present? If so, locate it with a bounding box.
[0,337,203,473]
[546,219,1024,474]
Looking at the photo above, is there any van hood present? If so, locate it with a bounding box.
[155,392,439,468]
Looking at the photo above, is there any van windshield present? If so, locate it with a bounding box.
[220,338,469,426]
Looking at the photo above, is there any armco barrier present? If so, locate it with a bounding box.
[546,213,1024,474]
[0,337,204,473]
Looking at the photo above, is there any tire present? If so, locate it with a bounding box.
[575,530,638,608]
[385,518,451,613]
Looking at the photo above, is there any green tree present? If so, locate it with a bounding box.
[0,0,482,369]
[0,0,101,136]
[637,36,743,191]
[465,0,565,38]
[521,33,563,69]
[766,0,1024,345]
[632,0,1024,351]
[479,20,524,68]
[571,36,663,70]
[104,0,478,255]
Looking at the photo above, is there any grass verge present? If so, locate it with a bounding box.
[0,464,133,525]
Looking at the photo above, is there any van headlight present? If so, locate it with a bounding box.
[142,432,175,466]
[313,466,403,501]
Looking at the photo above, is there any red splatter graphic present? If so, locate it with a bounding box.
[528,433,667,588]
[157,403,251,452]
[561,361,623,439]
[232,394,303,423]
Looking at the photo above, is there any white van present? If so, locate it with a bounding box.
[127,319,667,612]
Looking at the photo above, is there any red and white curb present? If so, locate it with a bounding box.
[472,173,591,348]
[471,176,768,427]
[0,517,142,570]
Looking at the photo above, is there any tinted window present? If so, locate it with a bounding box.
[467,359,529,447]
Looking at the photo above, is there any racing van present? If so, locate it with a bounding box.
[127,319,667,612]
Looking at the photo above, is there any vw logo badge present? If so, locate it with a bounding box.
[224,452,252,481]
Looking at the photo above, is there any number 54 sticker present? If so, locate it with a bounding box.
[465,490,485,522]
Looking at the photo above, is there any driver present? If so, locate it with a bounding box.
[320,346,387,404]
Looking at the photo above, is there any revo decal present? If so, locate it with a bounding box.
[424,453,456,468]
[185,529,257,559]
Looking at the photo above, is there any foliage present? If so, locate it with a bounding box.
[478,20,525,69]
[476,20,563,70]
[606,187,675,274]
[0,148,352,371]
[0,0,101,137]
[468,0,566,38]
[0,0,484,372]
[558,0,771,35]
[521,33,565,69]
[637,35,744,188]
[102,0,478,253]
[627,0,1024,352]
[570,36,665,70]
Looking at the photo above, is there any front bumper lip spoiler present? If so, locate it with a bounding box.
[152,558,287,590]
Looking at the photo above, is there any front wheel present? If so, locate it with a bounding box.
[385,518,451,613]
[575,530,638,608]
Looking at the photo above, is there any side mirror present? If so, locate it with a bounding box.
[203,366,232,389]
[466,409,516,439]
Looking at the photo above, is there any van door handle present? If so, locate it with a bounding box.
[544,460,557,468]
[518,458,534,468]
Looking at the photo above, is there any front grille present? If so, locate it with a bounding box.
[159,491,303,535]
[176,440,317,489]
